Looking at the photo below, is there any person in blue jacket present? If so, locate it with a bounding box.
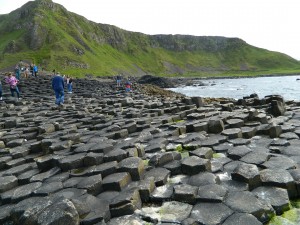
[52,72,65,106]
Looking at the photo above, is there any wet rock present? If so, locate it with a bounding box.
[252,186,290,215]
[260,169,297,198]
[262,156,297,170]
[190,202,233,225]
[224,191,275,222]
[223,213,263,225]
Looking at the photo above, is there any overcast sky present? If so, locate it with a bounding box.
[1,0,300,60]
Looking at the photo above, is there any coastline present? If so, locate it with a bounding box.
[1,74,300,224]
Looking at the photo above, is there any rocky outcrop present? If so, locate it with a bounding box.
[0,74,300,224]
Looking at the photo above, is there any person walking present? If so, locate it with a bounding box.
[52,72,65,106]
[15,60,24,80]
[24,66,29,78]
[116,74,122,87]
[33,64,38,77]
[66,76,73,93]
[5,72,21,100]
[0,80,3,101]
[30,63,34,77]
[125,78,132,92]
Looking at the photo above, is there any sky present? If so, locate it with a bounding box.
[1,0,300,60]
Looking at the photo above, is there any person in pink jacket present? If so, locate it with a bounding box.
[5,72,21,100]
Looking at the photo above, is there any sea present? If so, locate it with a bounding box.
[168,75,300,101]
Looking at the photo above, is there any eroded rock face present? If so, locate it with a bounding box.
[0,74,299,224]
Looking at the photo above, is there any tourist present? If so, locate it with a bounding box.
[16,60,24,80]
[5,72,21,100]
[33,64,38,77]
[66,76,73,93]
[30,63,34,77]
[0,80,2,101]
[52,72,65,106]
[116,74,122,87]
[14,64,20,81]
[24,66,29,78]
[125,79,132,92]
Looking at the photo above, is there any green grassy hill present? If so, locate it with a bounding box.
[1,0,300,78]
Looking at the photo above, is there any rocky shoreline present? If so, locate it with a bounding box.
[1,74,300,224]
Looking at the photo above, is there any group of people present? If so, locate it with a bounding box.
[115,74,132,92]
[1,65,133,107]
[0,60,40,101]
[15,60,38,80]
[0,65,73,105]
[51,70,74,107]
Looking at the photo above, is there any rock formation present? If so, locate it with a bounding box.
[0,74,300,224]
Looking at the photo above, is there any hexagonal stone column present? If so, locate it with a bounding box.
[102,172,132,191]
[231,164,261,190]
[181,156,211,175]
[118,157,145,181]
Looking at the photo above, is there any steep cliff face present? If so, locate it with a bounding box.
[0,0,299,77]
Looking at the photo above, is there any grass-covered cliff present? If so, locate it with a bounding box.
[1,0,300,77]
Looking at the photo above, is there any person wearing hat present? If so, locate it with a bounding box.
[51,72,65,106]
